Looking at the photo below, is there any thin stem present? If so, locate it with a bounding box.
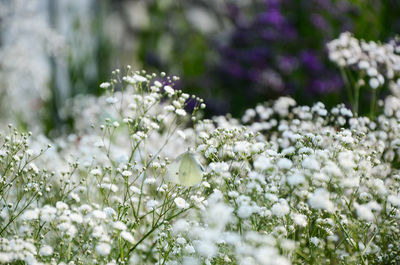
[127,208,188,255]
[340,67,354,111]
[346,68,359,116]
[354,83,360,117]
[370,88,377,119]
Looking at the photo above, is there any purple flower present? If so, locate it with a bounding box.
[278,56,298,74]
[257,9,285,26]
[215,0,357,108]
[301,51,323,72]
[311,13,329,31]
[309,76,343,93]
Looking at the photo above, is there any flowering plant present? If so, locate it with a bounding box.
[328,32,400,117]
[1,63,400,264]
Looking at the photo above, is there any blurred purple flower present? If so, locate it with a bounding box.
[278,56,298,74]
[310,76,343,93]
[257,9,285,26]
[301,51,324,72]
[216,0,356,105]
[311,13,329,31]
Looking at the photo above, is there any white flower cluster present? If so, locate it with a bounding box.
[0,70,206,264]
[2,67,400,264]
[327,32,400,92]
[184,94,400,263]
[166,191,290,265]
[0,238,38,264]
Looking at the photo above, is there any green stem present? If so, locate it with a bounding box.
[340,68,354,111]
[370,88,377,119]
[354,85,360,117]
[119,234,124,262]
[127,209,188,255]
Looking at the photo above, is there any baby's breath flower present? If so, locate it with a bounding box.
[174,197,189,209]
[121,231,135,244]
[175,109,187,116]
[277,158,293,169]
[164,85,175,95]
[39,245,53,256]
[122,170,132,177]
[100,82,111,89]
[308,189,334,212]
[112,221,127,231]
[271,199,290,217]
[96,243,111,256]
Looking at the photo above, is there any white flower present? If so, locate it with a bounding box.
[271,199,290,217]
[369,78,380,89]
[96,243,111,256]
[177,130,186,139]
[146,200,159,209]
[277,158,293,169]
[205,201,233,229]
[130,186,141,194]
[172,219,189,234]
[204,147,217,158]
[234,141,251,155]
[175,109,187,116]
[237,204,253,219]
[122,170,132,177]
[154,81,162,87]
[302,156,320,170]
[176,237,187,244]
[358,60,369,69]
[322,161,343,178]
[293,214,308,227]
[70,213,83,223]
[338,151,355,170]
[195,241,217,258]
[92,210,107,219]
[100,82,111,88]
[133,74,147,82]
[56,201,69,211]
[164,105,175,112]
[354,203,374,221]
[387,195,400,207]
[69,192,80,202]
[209,162,229,174]
[0,253,11,263]
[90,168,102,176]
[164,85,175,95]
[106,97,118,104]
[367,67,378,76]
[254,156,272,171]
[29,163,39,173]
[310,237,321,247]
[174,197,189,209]
[371,179,387,195]
[121,231,135,244]
[308,188,334,212]
[113,221,127,231]
[184,245,196,254]
[183,257,200,265]
[39,245,53,256]
[100,183,119,193]
[20,209,39,221]
[273,97,296,116]
[287,174,305,186]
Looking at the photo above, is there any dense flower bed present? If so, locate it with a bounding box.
[1,34,400,264]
